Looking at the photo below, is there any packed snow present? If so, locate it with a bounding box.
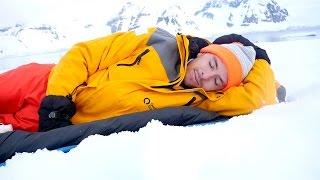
[1,0,320,179]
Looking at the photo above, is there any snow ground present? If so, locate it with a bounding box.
[0,36,319,180]
[1,0,320,179]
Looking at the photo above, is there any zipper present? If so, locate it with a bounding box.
[66,82,87,100]
[151,75,182,89]
[194,91,208,100]
[117,49,150,66]
[183,96,196,106]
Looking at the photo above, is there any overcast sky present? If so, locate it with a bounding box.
[0,0,184,26]
[0,0,319,27]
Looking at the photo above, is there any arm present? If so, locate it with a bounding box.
[0,104,39,132]
[39,29,153,131]
[213,34,271,64]
[198,60,277,116]
[47,30,150,97]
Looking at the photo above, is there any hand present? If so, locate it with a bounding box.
[38,95,76,131]
[213,34,271,64]
[187,35,210,59]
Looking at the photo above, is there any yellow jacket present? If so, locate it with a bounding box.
[47,27,277,124]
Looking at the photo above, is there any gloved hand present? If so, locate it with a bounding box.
[187,35,211,59]
[213,34,271,64]
[38,95,76,131]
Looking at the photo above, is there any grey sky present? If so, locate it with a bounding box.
[0,0,319,27]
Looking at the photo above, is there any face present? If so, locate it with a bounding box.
[184,53,228,91]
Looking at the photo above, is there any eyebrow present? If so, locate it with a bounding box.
[214,58,218,69]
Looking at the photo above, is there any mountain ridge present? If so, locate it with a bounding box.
[0,0,289,57]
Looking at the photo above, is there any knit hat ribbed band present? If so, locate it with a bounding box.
[200,43,256,91]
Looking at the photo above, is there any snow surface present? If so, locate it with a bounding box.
[1,0,320,179]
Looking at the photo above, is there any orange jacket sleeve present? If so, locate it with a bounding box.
[197,59,277,116]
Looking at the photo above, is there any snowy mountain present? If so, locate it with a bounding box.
[0,24,62,56]
[103,0,289,34]
[106,2,152,33]
[156,5,200,34]
[0,0,304,58]
[0,0,320,179]
[104,2,201,34]
[195,0,288,27]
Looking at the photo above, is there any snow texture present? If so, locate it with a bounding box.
[0,0,320,179]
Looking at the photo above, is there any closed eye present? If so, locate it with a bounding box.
[209,58,218,70]
[214,58,218,69]
[209,61,214,69]
[215,76,223,87]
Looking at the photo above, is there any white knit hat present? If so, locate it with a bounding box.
[200,43,256,91]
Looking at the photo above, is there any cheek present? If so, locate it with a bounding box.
[183,70,193,85]
[185,66,192,79]
[185,71,191,81]
[202,80,216,91]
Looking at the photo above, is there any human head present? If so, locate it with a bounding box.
[183,43,256,91]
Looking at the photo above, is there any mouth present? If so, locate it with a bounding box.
[194,69,200,86]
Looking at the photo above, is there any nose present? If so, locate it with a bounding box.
[201,71,214,80]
